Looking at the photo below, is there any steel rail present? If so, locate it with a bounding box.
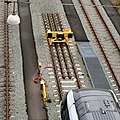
[42,14,63,100]
[42,13,81,100]
[52,14,66,79]
[3,2,10,119]
[54,13,73,79]
[56,14,81,88]
[52,13,81,88]
[91,0,120,53]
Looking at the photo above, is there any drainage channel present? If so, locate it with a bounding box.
[18,0,47,119]
[61,0,88,41]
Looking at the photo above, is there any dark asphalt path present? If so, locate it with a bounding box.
[99,0,120,35]
[18,0,47,119]
[61,0,88,41]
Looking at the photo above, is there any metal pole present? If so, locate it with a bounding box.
[12,1,15,15]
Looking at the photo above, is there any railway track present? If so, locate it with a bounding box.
[0,1,28,120]
[0,2,11,119]
[79,0,120,100]
[42,13,88,118]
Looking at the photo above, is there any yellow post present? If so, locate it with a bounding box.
[38,63,42,75]
[41,80,47,108]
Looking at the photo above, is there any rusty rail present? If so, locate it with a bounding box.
[42,13,81,100]
[56,14,81,88]
[4,2,10,120]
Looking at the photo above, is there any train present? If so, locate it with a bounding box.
[61,89,120,120]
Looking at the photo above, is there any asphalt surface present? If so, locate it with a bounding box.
[18,0,47,119]
[61,0,88,41]
[77,42,110,89]
[99,0,120,35]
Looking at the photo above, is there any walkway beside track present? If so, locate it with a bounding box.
[18,0,47,119]
[77,42,111,89]
[100,0,120,35]
[61,0,88,41]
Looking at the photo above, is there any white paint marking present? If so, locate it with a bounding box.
[82,85,86,87]
[53,90,57,92]
[112,84,116,87]
[54,94,59,97]
[79,76,84,79]
[62,90,69,92]
[61,81,75,83]
[50,76,55,79]
[76,68,81,70]
[80,81,85,83]
[55,100,59,102]
[114,88,118,91]
[52,81,55,83]
[62,85,76,88]
[52,85,56,88]
[57,110,60,113]
[110,80,114,82]
[78,72,84,75]
[56,105,60,107]
[49,72,54,75]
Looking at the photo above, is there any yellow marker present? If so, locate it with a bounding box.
[38,63,42,75]
[41,79,47,108]
[38,63,42,70]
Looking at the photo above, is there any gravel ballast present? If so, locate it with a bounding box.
[30,0,91,119]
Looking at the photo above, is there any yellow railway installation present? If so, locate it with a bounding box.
[46,29,73,45]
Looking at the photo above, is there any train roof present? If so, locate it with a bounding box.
[67,89,120,120]
[72,89,113,101]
